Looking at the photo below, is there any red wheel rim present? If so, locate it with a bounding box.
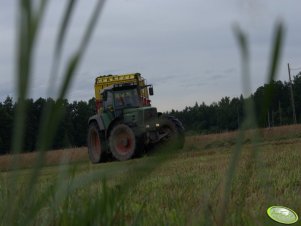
[114,131,134,154]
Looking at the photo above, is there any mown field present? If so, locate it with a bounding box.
[1,125,301,225]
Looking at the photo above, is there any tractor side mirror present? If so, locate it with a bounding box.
[149,86,154,96]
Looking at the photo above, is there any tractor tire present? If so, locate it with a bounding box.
[87,122,105,164]
[109,124,136,161]
[168,116,185,149]
[159,116,185,149]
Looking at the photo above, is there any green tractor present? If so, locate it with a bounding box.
[87,74,184,163]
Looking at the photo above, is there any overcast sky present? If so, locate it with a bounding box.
[0,0,300,111]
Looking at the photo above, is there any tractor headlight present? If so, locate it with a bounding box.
[155,123,160,127]
[146,124,150,128]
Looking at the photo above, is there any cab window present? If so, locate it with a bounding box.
[103,91,113,110]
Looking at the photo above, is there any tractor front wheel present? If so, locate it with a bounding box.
[87,122,105,164]
[109,124,136,161]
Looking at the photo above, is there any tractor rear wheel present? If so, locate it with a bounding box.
[109,124,136,161]
[87,122,105,163]
[159,117,185,149]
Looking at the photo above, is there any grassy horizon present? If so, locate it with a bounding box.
[1,123,301,172]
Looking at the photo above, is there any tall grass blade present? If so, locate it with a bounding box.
[46,0,76,98]
[20,0,105,224]
[218,23,285,225]
[4,1,105,225]
[259,23,285,124]
[7,1,48,224]
[217,26,251,225]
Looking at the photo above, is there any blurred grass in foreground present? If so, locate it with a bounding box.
[0,0,292,225]
[1,126,301,225]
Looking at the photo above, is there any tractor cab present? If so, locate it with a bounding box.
[101,83,153,116]
[100,83,159,133]
[102,84,140,115]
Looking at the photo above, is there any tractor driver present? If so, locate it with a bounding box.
[115,93,125,107]
[124,90,139,107]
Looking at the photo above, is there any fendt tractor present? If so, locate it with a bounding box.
[87,73,184,163]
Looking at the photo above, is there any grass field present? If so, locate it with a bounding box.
[1,124,301,225]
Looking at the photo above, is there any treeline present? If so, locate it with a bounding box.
[0,97,96,154]
[170,75,301,134]
[1,75,301,154]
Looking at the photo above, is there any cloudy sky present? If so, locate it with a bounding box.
[0,0,300,111]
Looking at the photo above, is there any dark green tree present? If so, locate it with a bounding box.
[0,97,14,153]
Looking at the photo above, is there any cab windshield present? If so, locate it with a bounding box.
[114,89,140,108]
